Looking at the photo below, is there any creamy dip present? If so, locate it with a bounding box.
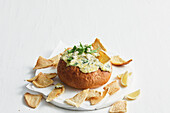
[61,44,111,73]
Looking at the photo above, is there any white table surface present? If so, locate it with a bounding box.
[0,0,170,113]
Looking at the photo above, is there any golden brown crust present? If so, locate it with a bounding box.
[57,59,112,89]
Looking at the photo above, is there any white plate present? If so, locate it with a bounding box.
[26,41,134,111]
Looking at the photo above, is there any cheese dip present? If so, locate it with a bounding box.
[61,44,111,73]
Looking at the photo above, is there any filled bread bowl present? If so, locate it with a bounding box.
[57,38,112,89]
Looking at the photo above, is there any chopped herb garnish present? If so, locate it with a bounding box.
[84,47,88,53]
[67,50,72,53]
[66,43,98,55]
[85,44,92,48]
[67,46,77,53]
[72,62,78,66]
[84,44,92,53]
[73,45,77,51]
[80,42,84,48]
[82,60,88,64]
[67,57,73,62]
[87,49,97,54]
[77,47,84,55]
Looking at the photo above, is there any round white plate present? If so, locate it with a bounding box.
[26,41,134,111]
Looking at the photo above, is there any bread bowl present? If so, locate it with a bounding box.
[57,40,112,89]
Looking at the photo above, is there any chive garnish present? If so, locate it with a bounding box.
[67,57,73,62]
[66,43,98,55]
[72,62,78,66]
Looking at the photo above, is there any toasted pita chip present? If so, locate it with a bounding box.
[46,83,65,102]
[33,56,54,69]
[24,93,42,109]
[44,73,57,79]
[27,73,57,82]
[32,72,53,88]
[27,76,38,82]
[65,89,89,107]
[110,56,132,66]
[103,80,120,95]
[89,89,108,105]
[50,54,61,68]
[97,51,110,64]
[109,100,127,113]
[92,38,107,52]
[86,89,102,100]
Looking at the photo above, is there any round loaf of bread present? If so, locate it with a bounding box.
[57,59,112,89]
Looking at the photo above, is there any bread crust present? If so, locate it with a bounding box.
[57,59,112,89]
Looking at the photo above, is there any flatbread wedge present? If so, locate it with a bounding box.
[109,100,127,113]
[97,51,110,64]
[110,56,132,66]
[44,73,57,79]
[27,73,57,82]
[89,89,108,105]
[32,72,54,88]
[46,83,65,102]
[65,89,89,107]
[86,89,102,100]
[50,54,61,68]
[103,80,120,95]
[27,76,38,82]
[33,56,54,69]
[24,93,42,109]
[92,38,107,52]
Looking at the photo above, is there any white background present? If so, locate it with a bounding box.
[0,0,170,113]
